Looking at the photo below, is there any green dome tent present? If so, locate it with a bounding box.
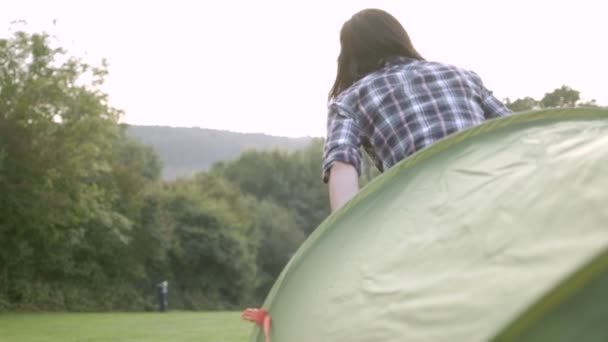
[245,107,608,342]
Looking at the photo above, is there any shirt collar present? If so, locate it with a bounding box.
[382,56,418,67]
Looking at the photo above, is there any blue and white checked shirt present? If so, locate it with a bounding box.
[322,57,511,183]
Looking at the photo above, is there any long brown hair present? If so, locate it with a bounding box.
[328,9,424,101]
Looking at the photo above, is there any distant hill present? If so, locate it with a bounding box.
[127,125,314,180]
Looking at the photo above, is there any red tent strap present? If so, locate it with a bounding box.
[242,308,272,342]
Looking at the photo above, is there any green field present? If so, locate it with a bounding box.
[0,312,252,342]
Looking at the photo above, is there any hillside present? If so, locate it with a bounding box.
[127,125,314,180]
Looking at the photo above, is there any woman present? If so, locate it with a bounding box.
[323,8,511,212]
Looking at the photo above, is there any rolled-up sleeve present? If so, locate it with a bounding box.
[322,103,362,183]
[480,86,512,119]
[469,71,512,119]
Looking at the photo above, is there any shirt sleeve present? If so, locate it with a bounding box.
[480,86,512,119]
[469,71,512,119]
[322,103,362,184]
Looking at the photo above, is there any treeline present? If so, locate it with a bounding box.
[504,85,602,112]
[127,125,312,180]
[0,31,330,311]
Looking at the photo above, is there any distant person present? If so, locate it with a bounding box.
[323,8,511,212]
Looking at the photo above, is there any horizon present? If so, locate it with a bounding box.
[3,0,606,138]
[129,122,321,139]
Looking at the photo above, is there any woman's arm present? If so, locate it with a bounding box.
[328,161,359,212]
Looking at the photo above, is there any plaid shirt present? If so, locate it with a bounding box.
[322,57,511,183]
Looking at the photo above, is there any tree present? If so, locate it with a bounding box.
[212,139,330,235]
[169,196,255,308]
[122,171,305,310]
[504,97,540,112]
[577,99,601,108]
[504,86,602,113]
[540,85,580,108]
[0,29,164,311]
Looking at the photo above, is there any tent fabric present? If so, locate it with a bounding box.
[492,246,608,341]
[248,108,608,342]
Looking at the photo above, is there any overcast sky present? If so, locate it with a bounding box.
[2,0,605,137]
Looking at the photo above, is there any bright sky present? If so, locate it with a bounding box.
[2,0,606,137]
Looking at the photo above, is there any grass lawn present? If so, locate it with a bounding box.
[0,311,253,342]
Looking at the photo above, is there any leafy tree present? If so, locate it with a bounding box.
[504,97,540,112]
[577,99,601,108]
[0,29,164,311]
[0,30,122,307]
[189,173,305,304]
[249,198,305,300]
[165,175,261,309]
[541,85,580,108]
[504,86,603,113]
[212,138,330,235]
